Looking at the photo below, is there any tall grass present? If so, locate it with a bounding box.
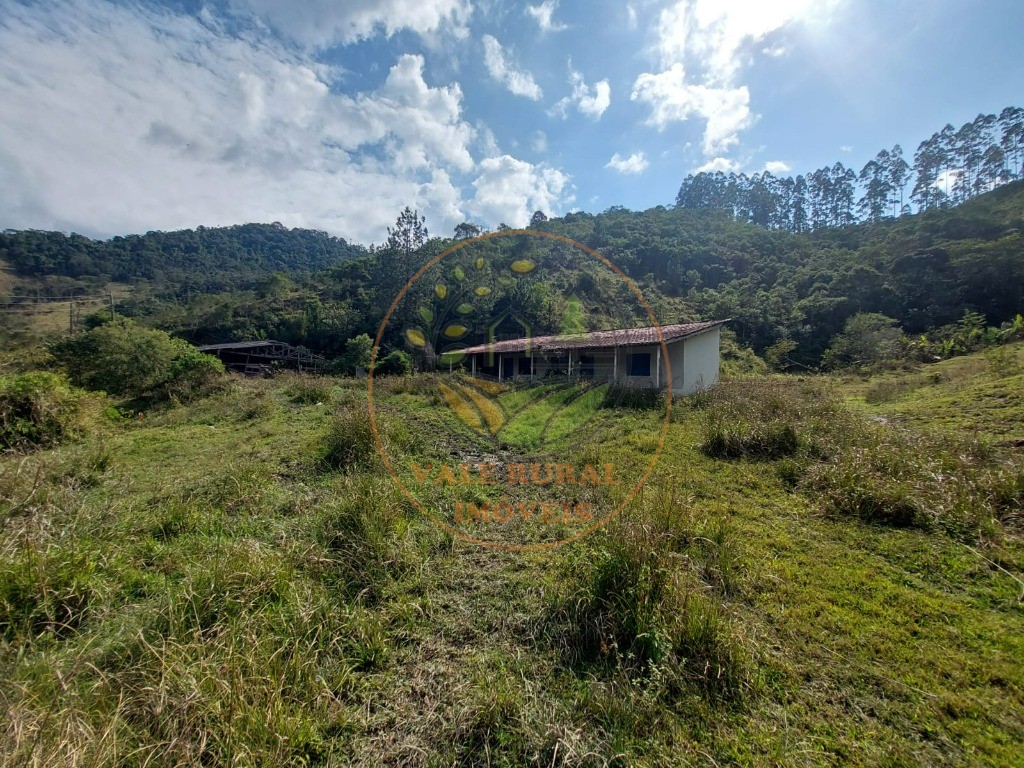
[697,377,1024,544]
[804,427,1023,541]
[551,488,750,702]
[697,378,845,460]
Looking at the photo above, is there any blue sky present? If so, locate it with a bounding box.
[0,0,1021,245]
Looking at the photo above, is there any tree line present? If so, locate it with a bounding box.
[675,106,1024,231]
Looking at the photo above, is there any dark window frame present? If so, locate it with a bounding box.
[627,352,651,377]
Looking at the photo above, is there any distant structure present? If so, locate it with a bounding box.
[198,340,327,375]
[458,320,728,395]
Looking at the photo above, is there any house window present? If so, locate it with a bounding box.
[627,352,651,377]
[580,355,595,378]
[501,357,515,379]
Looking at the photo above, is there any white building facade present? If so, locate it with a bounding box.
[458,320,727,396]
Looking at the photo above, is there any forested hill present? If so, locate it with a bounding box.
[1,181,1021,368]
[531,178,1024,364]
[0,223,367,292]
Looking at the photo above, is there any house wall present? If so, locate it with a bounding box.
[466,327,721,393]
[680,327,720,394]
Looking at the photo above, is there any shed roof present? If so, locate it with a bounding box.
[198,340,280,351]
[459,320,727,355]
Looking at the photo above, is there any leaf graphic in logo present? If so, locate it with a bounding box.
[442,323,469,339]
[418,306,434,324]
[510,259,536,274]
[474,257,486,270]
[438,383,485,433]
[437,381,506,435]
[474,286,492,297]
[455,303,474,315]
[405,328,427,348]
[453,266,466,281]
[435,284,448,300]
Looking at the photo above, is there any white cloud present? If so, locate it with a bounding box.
[227,0,472,48]
[695,157,742,173]
[606,152,649,175]
[482,35,543,100]
[0,0,493,242]
[526,1,567,32]
[530,130,548,153]
[839,145,854,153]
[550,70,611,119]
[626,4,638,29]
[469,155,572,227]
[764,160,790,174]
[634,0,840,157]
[631,64,753,154]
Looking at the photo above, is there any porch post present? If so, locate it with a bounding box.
[613,346,618,382]
[531,355,535,381]
[655,346,661,389]
[498,354,503,382]
[471,355,476,376]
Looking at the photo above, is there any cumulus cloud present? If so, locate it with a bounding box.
[764,160,791,174]
[525,1,567,32]
[606,152,649,175]
[0,0,497,242]
[469,155,572,227]
[227,0,472,48]
[632,64,752,154]
[482,35,543,100]
[550,70,611,119]
[695,157,742,173]
[634,0,839,157]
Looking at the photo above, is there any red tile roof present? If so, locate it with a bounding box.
[459,320,727,355]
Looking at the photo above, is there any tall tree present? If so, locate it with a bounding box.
[791,175,809,234]
[886,144,911,217]
[999,106,1024,178]
[858,153,891,222]
[912,132,948,211]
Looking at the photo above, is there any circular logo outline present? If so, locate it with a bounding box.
[367,229,672,551]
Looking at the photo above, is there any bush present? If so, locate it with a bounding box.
[697,379,843,460]
[376,350,413,376]
[803,427,1022,540]
[318,407,416,472]
[283,374,333,404]
[552,492,749,701]
[0,371,91,450]
[823,313,908,371]
[49,318,224,400]
[601,383,663,410]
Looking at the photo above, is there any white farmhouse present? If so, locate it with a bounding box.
[458,320,727,396]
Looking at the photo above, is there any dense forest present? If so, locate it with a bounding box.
[676,106,1024,230]
[1,116,1022,368]
[0,223,366,294]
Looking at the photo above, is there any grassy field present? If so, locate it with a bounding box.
[1,349,1022,766]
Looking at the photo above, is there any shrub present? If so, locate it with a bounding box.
[283,374,333,404]
[376,350,413,376]
[318,407,416,472]
[803,426,1022,540]
[49,318,224,400]
[697,379,842,460]
[0,371,91,450]
[823,313,908,371]
[552,492,749,701]
[333,333,373,376]
[601,383,663,410]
